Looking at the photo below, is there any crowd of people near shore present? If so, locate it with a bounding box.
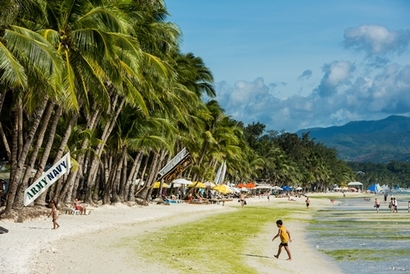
[367,193,410,213]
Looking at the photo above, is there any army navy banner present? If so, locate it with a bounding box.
[24,153,71,206]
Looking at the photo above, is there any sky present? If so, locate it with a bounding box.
[166,0,410,133]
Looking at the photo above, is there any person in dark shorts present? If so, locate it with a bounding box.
[305,197,310,208]
[374,198,380,213]
[272,220,292,260]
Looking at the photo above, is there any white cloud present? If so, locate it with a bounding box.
[215,62,410,132]
[314,61,354,97]
[213,25,410,133]
[298,69,313,80]
[343,24,410,56]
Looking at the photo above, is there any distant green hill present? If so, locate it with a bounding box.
[296,115,410,163]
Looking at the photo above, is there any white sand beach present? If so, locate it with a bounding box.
[0,196,343,274]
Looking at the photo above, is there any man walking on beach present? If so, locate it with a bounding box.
[272,220,292,261]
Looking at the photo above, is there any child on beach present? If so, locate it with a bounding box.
[48,200,60,230]
[272,220,292,261]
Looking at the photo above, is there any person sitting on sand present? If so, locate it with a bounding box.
[72,198,87,215]
[272,219,292,260]
[48,200,60,229]
[184,193,194,203]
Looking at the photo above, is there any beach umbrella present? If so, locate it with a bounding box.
[245,182,256,188]
[213,184,232,194]
[295,187,303,191]
[172,178,192,185]
[153,182,168,188]
[205,181,216,188]
[281,186,291,191]
[367,183,381,193]
[256,185,272,189]
[272,186,283,191]
[188,182,206,188]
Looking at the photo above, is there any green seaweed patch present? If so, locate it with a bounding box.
[322,248,409,261]
[128,205,292,274]
[321,249,384,261]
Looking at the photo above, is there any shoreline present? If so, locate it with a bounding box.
[0,194,352,274]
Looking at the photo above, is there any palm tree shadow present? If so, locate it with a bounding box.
[240,253,272,259]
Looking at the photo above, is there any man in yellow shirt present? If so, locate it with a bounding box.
[272,219,292,260]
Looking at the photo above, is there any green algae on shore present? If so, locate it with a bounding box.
[125,204,289,274]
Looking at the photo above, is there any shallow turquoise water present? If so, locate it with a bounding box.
[308,195,410,273]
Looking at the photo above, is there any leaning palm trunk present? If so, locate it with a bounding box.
[14,101,54,208]
[85,96,126,204]
[73,106,101,205]
[110,149,127,204]
[118,147,128,202]
[57,169,78,205]
[34,105,62,205]
[126,152,143,201]
[135,154,149,195]
[137,150,166,202]
[53,113,79,203]
[6,97,48,212]
[102,152,116,204]
[135,151,157,202]
[0,91,11,159]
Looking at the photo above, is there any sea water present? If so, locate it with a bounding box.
[308,195,410,274]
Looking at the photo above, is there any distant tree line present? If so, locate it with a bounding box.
[347,161,410,189]
[242,122,356,192]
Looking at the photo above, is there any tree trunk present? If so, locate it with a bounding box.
[136,152,157,201]
[6,97,48,212]
[53,113,79,203]
[126,152,142,201]
[36,105,63,205]
[85,96,125,204]
[76,106,101,205]
[135,154,149,195]
[119,146,128,202]
[14,101,56,207]
[110,149,126,204]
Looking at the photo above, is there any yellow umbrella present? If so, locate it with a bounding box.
[213,184,232,194]
[153,182,168,188]
[188,181,206,188]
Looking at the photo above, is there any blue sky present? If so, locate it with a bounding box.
[166,0,410,132]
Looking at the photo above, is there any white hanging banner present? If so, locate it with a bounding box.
[158,148,189,177]
[24,152,71,206]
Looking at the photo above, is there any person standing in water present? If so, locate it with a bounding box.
[272,220,292,261]
[305,197,310,209]
[374,198,380,213]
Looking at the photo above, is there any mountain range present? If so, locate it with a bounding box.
[296,115,410,163]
